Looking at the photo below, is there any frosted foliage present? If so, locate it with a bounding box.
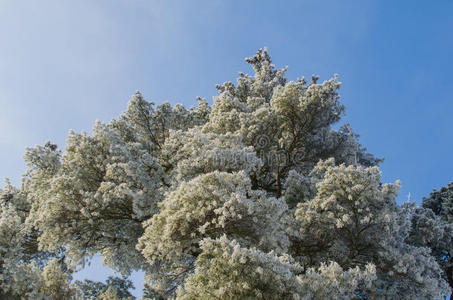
[97,285,134,300]
[176,236,303,300]
[0,184,43,298]
[137,171,289,296]
[0,191,73,298]
[298,261,376,300]
[160,128,262,182]
[283,169,316,208]
[0,203,25,295]
[423,182,453,223]
[177,236,376,300]
[139,171,289,258]
[27,121,167,274]
[204,48,379,199]
[40,258,74,299]
[295,159,395,258]
[1,48,451,298]
[294,159,450,298]
[407,205,453,255]
[116,91,210,152]
[409,182,453,296]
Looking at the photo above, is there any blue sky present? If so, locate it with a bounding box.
[1,0,452,297]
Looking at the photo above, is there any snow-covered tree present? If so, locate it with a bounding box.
[1,48,450,299]
[407,182,453,298]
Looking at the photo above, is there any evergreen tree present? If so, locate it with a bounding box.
[0,48,450,299]
[407,182,453,298]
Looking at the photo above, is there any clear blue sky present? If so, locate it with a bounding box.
[1,1,452,298]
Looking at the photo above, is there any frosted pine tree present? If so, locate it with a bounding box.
[0,48,451,299]
[407,182,453,298]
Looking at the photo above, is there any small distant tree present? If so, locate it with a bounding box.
[0,48,450,299]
